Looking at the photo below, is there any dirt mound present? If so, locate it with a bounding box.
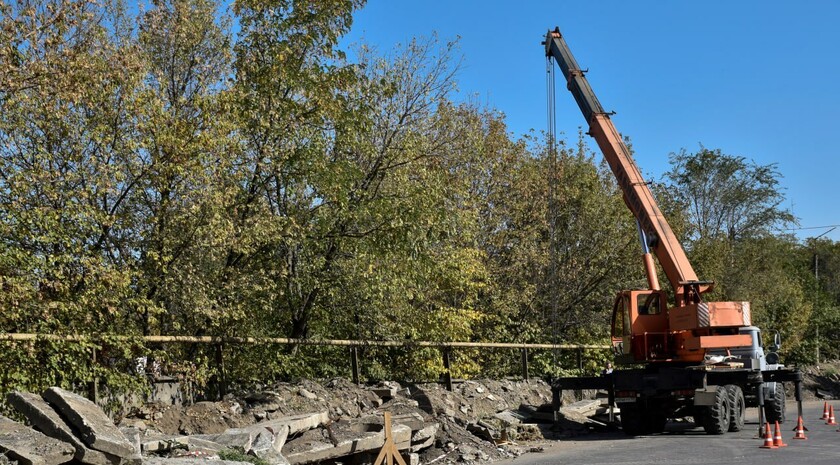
[799,362,840,400]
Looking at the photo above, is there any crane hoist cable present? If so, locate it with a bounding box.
[545,54,561,367]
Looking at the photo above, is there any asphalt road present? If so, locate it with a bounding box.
[499,401,840,465]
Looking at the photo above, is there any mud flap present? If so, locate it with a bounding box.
[694,386,720,406]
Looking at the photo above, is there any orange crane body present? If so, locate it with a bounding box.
[545,29,751,364]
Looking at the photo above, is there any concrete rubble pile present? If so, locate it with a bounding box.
[2,387,140,465]
[1,378,564,465]
[134,378,559,464]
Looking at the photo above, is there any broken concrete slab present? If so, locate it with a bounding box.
[192,421,289,460]
[493,410,526,425]
[184,437,224,454]
[42,387,136,458]
[141,436,189,454]
[391,413,425,431]
[258,450,290,465]
[249,429,273,454]
[283,421,411,464]
[250,428,285,459]
[409,430,435,453]
[0,415,75,465]
[141,458,255,465]
[118,427,143,465]
[466,423,495,442]
[207,428,254,452]
[409,421,438,451]
[817,389,834,400]
[410,423,438,444]
[7,391,118,465]
[517,404,555,423]
[370,387,397,400]
[248,440,290,465]
[247,412,328,436]
[196,411,325,459]
[558,399,602,416]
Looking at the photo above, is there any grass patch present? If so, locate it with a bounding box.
[217,449,271,465]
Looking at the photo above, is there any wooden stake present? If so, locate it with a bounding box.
[373,412,407,465]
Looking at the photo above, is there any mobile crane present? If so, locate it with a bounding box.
[543,27,802,435]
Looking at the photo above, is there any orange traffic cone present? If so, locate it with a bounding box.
[792,415,808,440]
[828,405,838,426]
[773,421,788,447]
[760,422,778,449]
[821,401,830,420]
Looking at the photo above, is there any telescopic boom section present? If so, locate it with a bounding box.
[544,28,701,304]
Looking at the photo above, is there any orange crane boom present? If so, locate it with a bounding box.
[544,28,751,363]
[544,28,700,304]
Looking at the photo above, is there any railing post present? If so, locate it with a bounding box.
[215,342,226,399]
[350,346,360,385]
[577,346,583,373]
[442,347,453,391]
[520,348,529,381]
[87,347,98,403]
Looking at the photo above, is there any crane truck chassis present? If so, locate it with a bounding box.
[551,332,804,435]
[542,27,803,435]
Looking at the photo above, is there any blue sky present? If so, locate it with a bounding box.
[341,1,840,241]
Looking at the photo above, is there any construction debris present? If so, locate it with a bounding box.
[7,391,120,465]
[0,378,558,465]
[284,417,411,464]
[0,415,75,465]
[42,387,137,458]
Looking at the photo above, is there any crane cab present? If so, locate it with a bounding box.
[611,287,756,364]
[610,289,669,364]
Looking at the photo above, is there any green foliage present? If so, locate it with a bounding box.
[1,0,835,401]
[666,147,795,241]
[663,147,813,359]
[218,448,270,465]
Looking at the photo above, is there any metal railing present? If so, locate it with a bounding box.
[0,333,609,396]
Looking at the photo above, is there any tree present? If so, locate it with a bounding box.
[665,147,795,242]
[134,0,233,335]
[0,0,146,333]
[0,0,154,398]
[663,147,808,357]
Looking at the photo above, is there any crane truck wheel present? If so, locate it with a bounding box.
[765,383,786,424]
[701,386,731,435]
[619,403,645,436]
[645,407,668,434]
[725,385,745,432]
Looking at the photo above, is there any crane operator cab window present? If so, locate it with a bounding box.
[611,295,632,356]
[637,292,661,315]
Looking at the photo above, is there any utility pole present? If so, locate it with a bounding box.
[814,227,836,282]
[812,226,835,365]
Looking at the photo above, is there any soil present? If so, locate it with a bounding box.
[799,361,840,400]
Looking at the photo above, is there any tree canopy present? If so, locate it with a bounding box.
[0,0,836,397]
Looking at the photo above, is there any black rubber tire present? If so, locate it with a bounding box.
[726,385,745,432]
[765,384,786,424]
[620,403,645,436]
[645,408,668,434]
[702,386,731,435]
